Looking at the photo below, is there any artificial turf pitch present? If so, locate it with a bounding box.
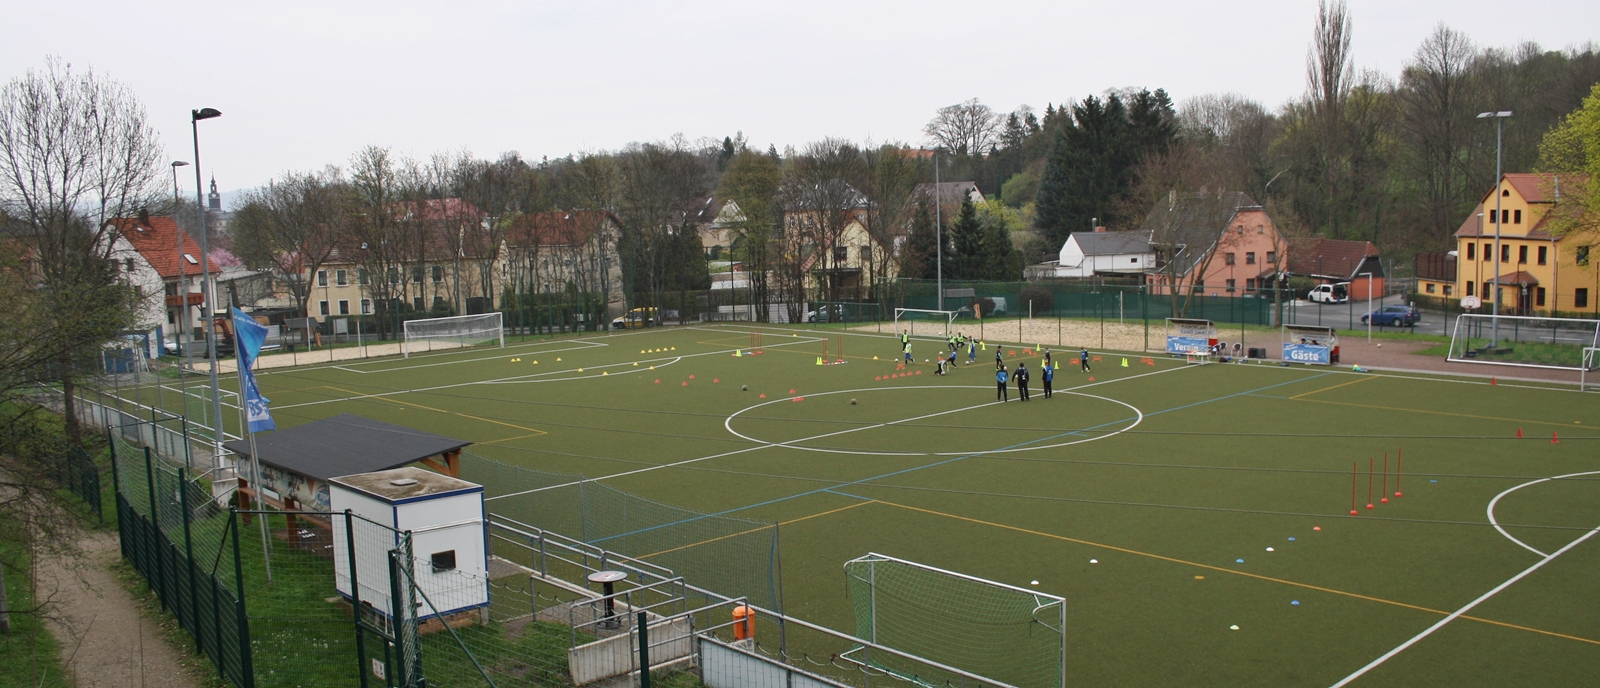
[133,323,1600,686]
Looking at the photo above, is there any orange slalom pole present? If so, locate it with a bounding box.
[1395,447,1404,498]
[1351,462,1359,515]
[1367,457,1375,510]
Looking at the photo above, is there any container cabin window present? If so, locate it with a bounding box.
[431,550,456,572]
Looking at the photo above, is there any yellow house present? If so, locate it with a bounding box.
[1454,173,1598,316]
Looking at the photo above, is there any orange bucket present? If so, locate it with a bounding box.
[732,605,754,640]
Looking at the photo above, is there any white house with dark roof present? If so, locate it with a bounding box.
[1050,230,1155,278]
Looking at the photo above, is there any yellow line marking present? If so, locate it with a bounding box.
[637,500,876,560]
[1293,397,1593,430]
[1290,375,1376,399]
[480,432,549,446]
[325,386,548,437]
[876,499,1600,647]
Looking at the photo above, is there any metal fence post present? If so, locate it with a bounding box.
[180,468,200,652]
[144,447,166,610]
[346,510,371,688]
[231,509,256,688]
[637,611,652,688]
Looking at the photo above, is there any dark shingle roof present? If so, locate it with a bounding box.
[223,413,472,482]
[1070,231,1151,256]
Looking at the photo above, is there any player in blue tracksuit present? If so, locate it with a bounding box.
[1080,346,1091,372]
[968,337,977,364]
[996,367,1009,402]
[1016,362,1030,401]
[1042,359,1054,398]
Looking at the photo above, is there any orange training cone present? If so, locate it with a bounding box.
[1517,428,1523,438]
[1552,432,1560,444]
[1491,376,1497,386]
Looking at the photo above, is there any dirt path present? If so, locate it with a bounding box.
[36,531,199,688]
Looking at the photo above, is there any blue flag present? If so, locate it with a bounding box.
[231,307,276,433]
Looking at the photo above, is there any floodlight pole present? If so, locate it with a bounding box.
[1478,110,1512,345]
[171,160,190,407]
[933,149,943,311]
[192,108,226,465]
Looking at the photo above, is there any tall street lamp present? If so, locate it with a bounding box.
[1477,110,1512,345]
[191,107,225,463]
[170,161,192,408]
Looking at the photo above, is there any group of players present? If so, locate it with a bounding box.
[897,331,1090,403]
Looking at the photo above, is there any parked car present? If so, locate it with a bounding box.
[1361,304,1421,327]
[1307,283,1350,304]
[804,305,845,323]
[610,307,658,329]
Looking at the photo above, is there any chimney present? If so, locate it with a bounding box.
[138,208,150,225]
[1094,226,1107,232]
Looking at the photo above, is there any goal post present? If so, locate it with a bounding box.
[1447,314,1600,371]
[894,308,958,339]
[401,312,504,358]
[1283,325,1338,365]
[843,552,1065,688]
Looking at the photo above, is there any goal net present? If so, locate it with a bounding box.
[1447,314,1600,371]
[1283,325,1338,365]
[1165,318,1215,355]
[402,312,504,357]
[894,308,958,340]
[844,552,1065,688]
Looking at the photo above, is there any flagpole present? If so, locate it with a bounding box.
[232,307,273,581]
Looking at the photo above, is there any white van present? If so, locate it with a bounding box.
[1307,283,1349,304]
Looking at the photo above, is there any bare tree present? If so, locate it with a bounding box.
[1142,190,1251,318]
[717,151,783,322]
[0,57,158,444]
[924,99,1000,156]
[1402,24,1479,237]
[231,171,345,317]
[783,139,865,304]
[857,144,924,302]
[615,141,711,323]
[343,146,409,338]
[1306,0,1354,238]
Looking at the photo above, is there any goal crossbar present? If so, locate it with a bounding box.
[402,312,504,358]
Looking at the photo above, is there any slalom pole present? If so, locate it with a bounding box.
[1395,448,1404,498]
[1367,457,1375,510]
[1350,462,1358,515]
[1381,453,1389,504]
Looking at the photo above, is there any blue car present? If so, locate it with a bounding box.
[1361,304,1421,327]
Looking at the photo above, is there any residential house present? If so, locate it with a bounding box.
[1414,251,1457,300]
[104,214,221,355]
[1141,192,1284,297]
[1285,238,1385,299]
[912,181,986,218]
[503,210,626,319]
[1453,173,1597,315]
[1045,229,1155,279]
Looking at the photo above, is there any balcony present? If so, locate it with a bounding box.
[166,293,204,307]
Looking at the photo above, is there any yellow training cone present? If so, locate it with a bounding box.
[671,347,676,351]
[632,362,638,366]
[735,350,742,357]
[602,371,608,375]
[1121,358,1129,367]
[816,357,825,365]
[557,358,562,361]
[577,368,583,372]
[981,341,987,350]
[873,355,879,360]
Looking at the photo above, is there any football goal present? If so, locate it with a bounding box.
[402,312,504,358]
[894,308,958,339]
[1446,314,1600,371]
[843,552,1065,688]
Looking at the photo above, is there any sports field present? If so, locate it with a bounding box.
[144,324,1600,686]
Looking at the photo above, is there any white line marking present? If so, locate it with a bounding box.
[486,363,1190,501]
[1329,523,1600,687]
[1486,469,1600,557]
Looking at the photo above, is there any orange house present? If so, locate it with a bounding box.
[1142,192,1285,297]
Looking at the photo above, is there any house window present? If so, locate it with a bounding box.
[1514,209,1522,224]
[317,270,328,287]
[1467,282,1475,296]
[183,253,198,265]
[1536,288,1546,307]
[338,300,350,315]
[336,269,348,286]
[124,258,135,272]
[1246,278,1256,290]
[387,267,400,284]
[1538,246,1548,265]
[1246,252,1256,265]
[859,246,871,260]
[361,299,372,314]
[430,550,456,573]
[413,296,424,311]
[1576,288,1589,308]
[1266,251,1276,265]
[1519,246,1527,263]
[1224,252,1235,265]
[832,246,848,262]
[1225,279,1236,292]
[432,266,444,283]
[1503,209,1511,224]
[359,268,370,285]
[1501,244,1510,263]
[1444,285,1453,296]
[318,300,329,316]
[1467,244,1476,260]
[1426,283,1436,294]
[1579,246,1591,266]
[1483,243,1491,260]
[411,266,424,283]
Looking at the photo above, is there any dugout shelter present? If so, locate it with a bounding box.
[224,413,473,516]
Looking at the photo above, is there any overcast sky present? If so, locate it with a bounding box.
[6,0,1598,200]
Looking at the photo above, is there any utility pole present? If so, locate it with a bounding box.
[934,150,943,311]
[1477,110,1513,345]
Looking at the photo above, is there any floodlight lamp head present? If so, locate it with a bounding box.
[1476,110,1514,119]
[192,108,222,121]
[172,160,189,168]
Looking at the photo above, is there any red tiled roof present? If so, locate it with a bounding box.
[505,211,619,248]
[1491,271,1539,286]
[1286,237,1379,279]
[107,216,217,279]
[1498,173,1590,204]
[392,198,486,222]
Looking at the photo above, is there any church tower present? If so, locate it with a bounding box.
[208,176,221,211]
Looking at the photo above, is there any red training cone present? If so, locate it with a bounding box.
[682,381,688,386]
[1552,432,1560,444]
[1517,428,1523,438]
[1490,376,1496,385]
[1088,376,1095,381]
[655,379,661,384]
[1350,510,1358,516]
